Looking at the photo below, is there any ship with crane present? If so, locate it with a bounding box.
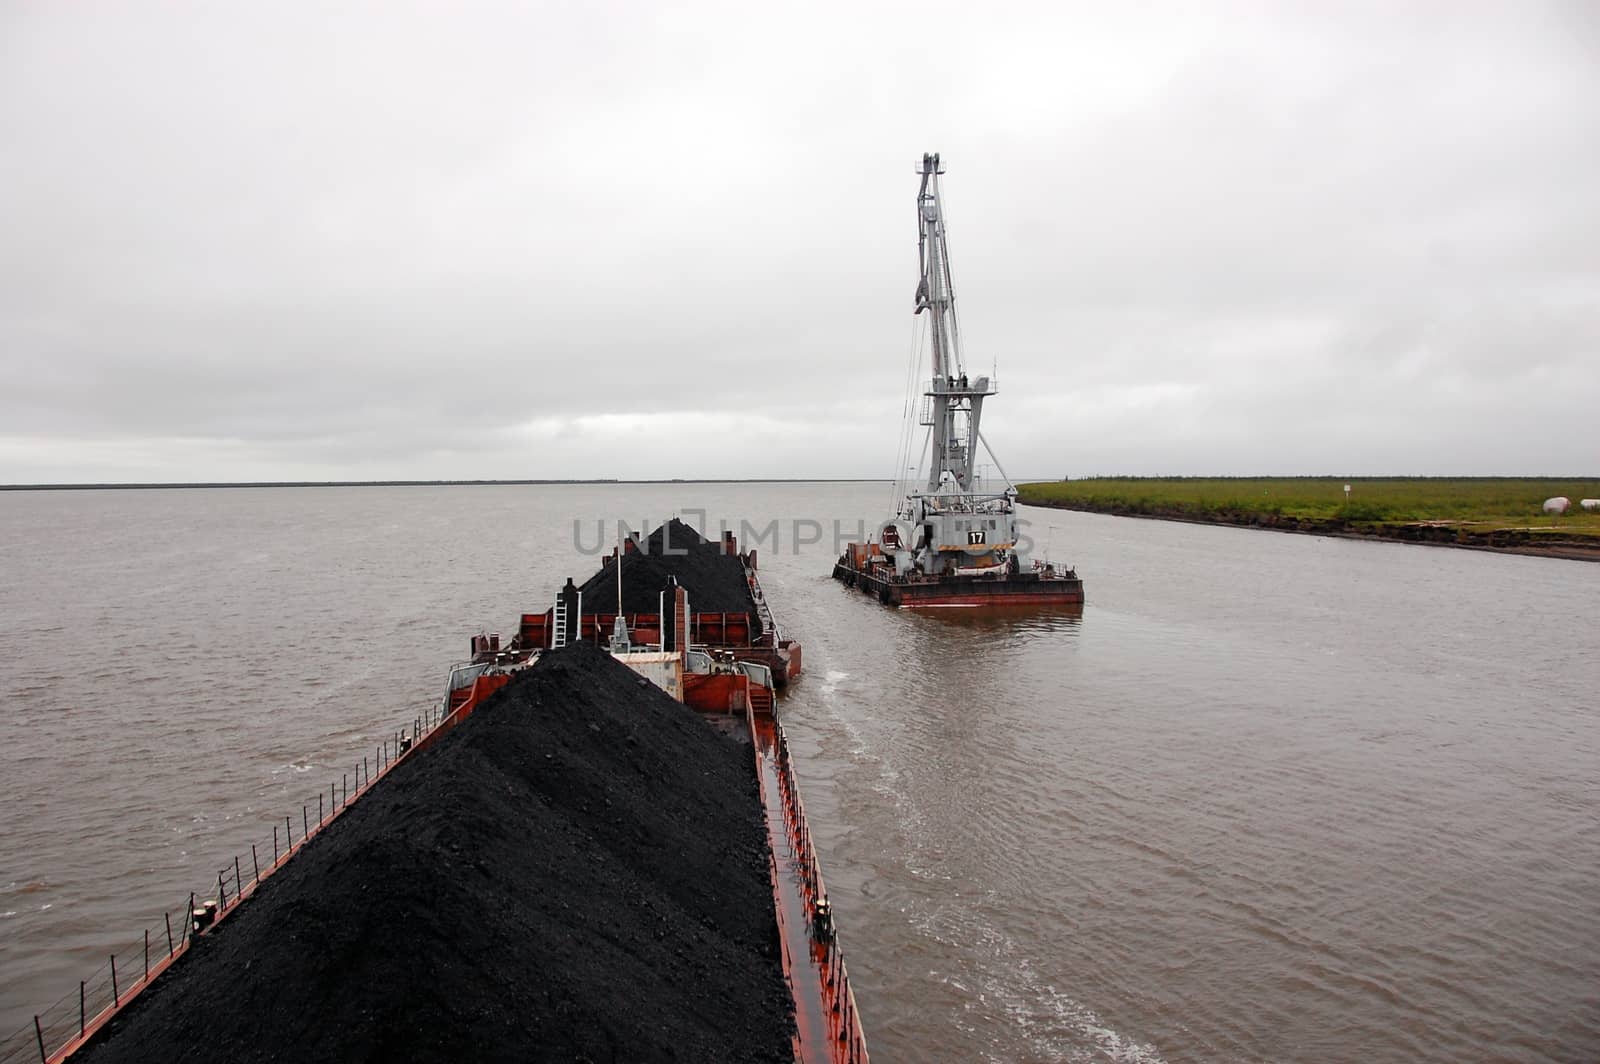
[833,152,1084,608]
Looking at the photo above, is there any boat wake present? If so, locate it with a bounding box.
[812,659,1163,1063]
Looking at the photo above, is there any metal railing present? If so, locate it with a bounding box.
[0,700,452,1064]
[746,570,781,643]
[752,708,869,1063]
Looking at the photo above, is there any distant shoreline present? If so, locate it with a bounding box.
[1020,498,1600,563]
[0,478,885,491]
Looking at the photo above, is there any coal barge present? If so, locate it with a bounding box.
[13,521,865,1063]
[833,153,1084,609]
[517,519,801,695]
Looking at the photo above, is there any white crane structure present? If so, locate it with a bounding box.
[888,152,1022,579]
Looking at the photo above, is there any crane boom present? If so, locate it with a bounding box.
[911,152,994,495]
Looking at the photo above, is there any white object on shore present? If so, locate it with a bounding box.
[1581,499,1600,511]
[1543,497,1570,514]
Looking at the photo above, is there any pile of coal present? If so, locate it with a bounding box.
[579,519,761,629]
[79,643,792,1064]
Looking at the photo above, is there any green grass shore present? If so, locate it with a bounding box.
[1016,478,1600,555]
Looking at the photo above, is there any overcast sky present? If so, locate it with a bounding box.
[1,1,1595,483]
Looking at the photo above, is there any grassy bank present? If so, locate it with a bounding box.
[1016,478,1600,549]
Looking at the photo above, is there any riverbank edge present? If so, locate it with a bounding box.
[1017,499,1600,563]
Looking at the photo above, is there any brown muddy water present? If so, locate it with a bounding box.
[1,483,1596,1062]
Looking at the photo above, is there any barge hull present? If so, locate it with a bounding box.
[833,563,1084,608]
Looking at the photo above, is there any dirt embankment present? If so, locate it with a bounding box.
[1025,501,1600,562]
[78,643,793,1064]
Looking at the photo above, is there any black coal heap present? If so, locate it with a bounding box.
[578,519,761,632]
[78,643,792,1064]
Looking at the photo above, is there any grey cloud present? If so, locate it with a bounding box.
[1,1,1596,482]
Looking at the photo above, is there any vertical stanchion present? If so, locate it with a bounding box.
[33,1015,45,1064]
[251,844,260,882]
[110,954,119,1006]
[218,872,227,909]
[319,793,324,824]
[343,773,347,806]
[364,757,369,788]
[302,806,308,840]
[185,892,195,945]
[165,912,174,957]
[330,783,335,814]
[273,825,279,861]
[235,857,243,898]
[144,929,150,980]
[80,980,85,1034]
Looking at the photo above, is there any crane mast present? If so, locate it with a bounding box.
[913,152,996,495]
[899,152,1017,578]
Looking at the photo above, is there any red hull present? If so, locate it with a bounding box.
[833,561,1084,609]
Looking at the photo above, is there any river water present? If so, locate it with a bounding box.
[1,483,1596,1062]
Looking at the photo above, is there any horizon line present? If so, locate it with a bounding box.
[3,474,1596,492]
[0,478,891,491]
